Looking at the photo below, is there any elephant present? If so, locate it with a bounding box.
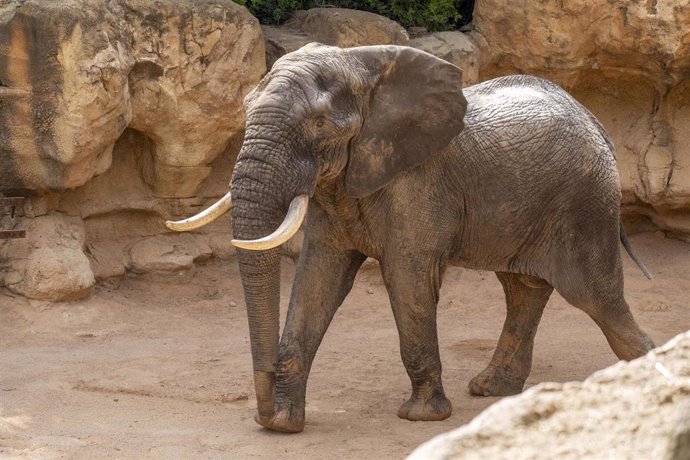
[166,43,655,433]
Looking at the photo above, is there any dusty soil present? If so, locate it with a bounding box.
[1,232,689,459]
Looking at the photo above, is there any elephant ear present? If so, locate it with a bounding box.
[345,46,467,198]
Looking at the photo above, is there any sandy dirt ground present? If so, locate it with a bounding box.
[1,231,689,459]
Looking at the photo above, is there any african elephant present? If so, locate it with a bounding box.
[166,43,655,433]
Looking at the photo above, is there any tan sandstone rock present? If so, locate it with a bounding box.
[123,0,265,198]
[0,1,262,299]
[0,1,132,191]
[0,0,264,197]
[471,0,690,234]
[410,330,690,460]
[263,8,409,69]
[57,128,237,280]
[128,233,212,273]
[1,213,94,301]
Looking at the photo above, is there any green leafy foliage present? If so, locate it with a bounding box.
[235,0,467,32]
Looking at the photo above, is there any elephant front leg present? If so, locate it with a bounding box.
[469,272,553,396]
[381,259,452,421]
[256,241,366,433]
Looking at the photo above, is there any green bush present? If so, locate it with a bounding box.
[234,0,467,32]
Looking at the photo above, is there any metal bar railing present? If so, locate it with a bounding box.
[0,197,26,239]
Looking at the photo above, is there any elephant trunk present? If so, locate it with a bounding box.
[232,167,284,419]
[230,138,315,422]
[236,244,281,419]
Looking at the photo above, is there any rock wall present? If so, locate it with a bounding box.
[0,0,264,194]
[0,0,264,300]
[409,331,690,460]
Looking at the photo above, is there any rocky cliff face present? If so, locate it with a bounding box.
[0,0,264,195]
[0,0,264,299]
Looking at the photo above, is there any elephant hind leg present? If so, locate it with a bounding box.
[469,272,553,397]
[590,305,655,360]
[567,290,655,360]
[553,262,655,361]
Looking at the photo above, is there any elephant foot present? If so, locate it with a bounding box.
[397,392,452,421]
[254,406,305,433]
[468,365,526,396]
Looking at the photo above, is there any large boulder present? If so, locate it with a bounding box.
[1,213,94,301]
[0,0,264,197]
[286,8,409,48]
[470,0,690,234]
[410,330,690,460]
[262,25,313,70]
[123,0,265,197]
[0,1,132,192]
[263,7,409,69]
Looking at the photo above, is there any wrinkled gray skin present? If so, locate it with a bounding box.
[230,43,655,433]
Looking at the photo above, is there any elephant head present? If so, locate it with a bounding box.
[166,43,466,425]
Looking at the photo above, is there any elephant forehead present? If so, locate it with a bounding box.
[246,49,366,117]
[247,77,313,117]
[258,77,301,103]
[273,47,365,88]
[249,72,339,114]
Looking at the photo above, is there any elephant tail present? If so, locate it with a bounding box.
[619,221,653,280]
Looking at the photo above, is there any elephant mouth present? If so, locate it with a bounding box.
[231,195,309,250]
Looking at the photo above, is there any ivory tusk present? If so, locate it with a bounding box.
[165,191,232,231]
[231,195,309,250]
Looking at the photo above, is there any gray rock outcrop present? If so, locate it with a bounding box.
[410,31,479,85]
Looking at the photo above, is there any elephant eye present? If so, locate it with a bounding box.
[315,117,326,128]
